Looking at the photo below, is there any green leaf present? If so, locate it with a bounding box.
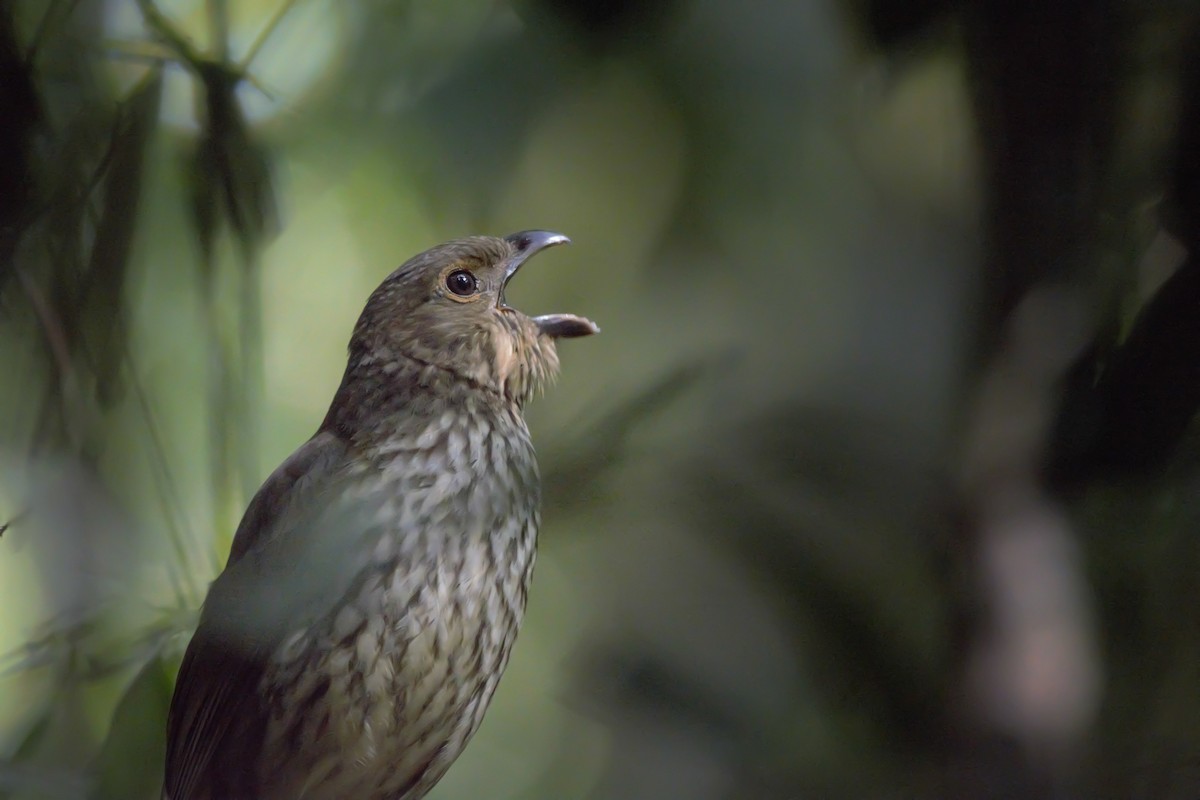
[88,655,173,800]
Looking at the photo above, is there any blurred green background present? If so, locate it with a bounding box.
[4,0,1200,797]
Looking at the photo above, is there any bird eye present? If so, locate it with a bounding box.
[445,269,477,297]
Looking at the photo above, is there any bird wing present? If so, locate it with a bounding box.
[164,430,351,800]
[228,429,350,564]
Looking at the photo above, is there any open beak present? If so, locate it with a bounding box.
[502,230,600,339]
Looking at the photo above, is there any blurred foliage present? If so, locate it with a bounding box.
[4,0,1200,798]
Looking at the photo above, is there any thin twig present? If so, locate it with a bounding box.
[238,263,264,511]
[241,0,304,70]
[101,39,180,66]
[209,0,229,62]
[124,347,202,605]
[25,0,86,66]
[0,508,29,538]
[23,103,123,226]
[135,0,203,68]
[15,268,72,381]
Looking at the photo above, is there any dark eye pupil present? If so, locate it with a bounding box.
[446,270,476,296]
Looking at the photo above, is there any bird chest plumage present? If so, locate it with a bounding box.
[255,403,541,799]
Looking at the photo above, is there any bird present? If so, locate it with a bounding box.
[163,231,598,800]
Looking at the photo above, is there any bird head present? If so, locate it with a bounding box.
[348,231,598,406]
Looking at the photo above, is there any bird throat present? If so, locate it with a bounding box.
[489,316,560,407]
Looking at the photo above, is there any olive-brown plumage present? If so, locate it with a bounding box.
[164,231,597,800]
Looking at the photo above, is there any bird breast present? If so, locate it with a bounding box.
[260,405,540,799]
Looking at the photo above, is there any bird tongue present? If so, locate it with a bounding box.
[533,313,600,339]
